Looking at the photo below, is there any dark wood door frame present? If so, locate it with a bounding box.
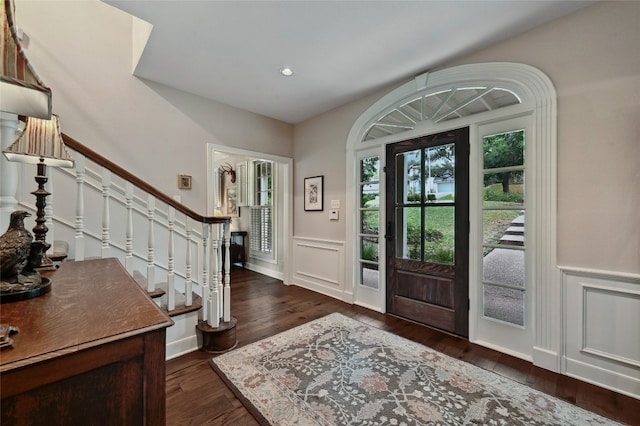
[385,127,469,337]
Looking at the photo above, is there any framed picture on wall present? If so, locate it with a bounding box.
[304,175,324,211]
[226,187,239,217]
[178,174,192,190]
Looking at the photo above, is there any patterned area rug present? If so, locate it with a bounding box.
[210,313,618,425]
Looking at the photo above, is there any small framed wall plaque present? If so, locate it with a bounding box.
[304,175,324,211]
[178,174,192,190]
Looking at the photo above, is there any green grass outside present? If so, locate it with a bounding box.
[404,206,454,263]
[361,186,523,263]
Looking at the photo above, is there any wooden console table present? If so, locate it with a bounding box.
[0,258,174,425]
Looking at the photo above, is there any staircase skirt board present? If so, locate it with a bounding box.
[166,310,201,360]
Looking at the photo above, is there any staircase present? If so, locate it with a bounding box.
[499,214,525,246]
[6,131,232,360]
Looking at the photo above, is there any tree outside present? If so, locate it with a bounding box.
[483,130,524,195]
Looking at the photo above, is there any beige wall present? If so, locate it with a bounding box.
[443,1,640,273]
[293,1,640,274]
[293,88,392,241]
[19,1,639,273]
[19,1,293,213]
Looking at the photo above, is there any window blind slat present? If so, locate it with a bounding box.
[251,206,272,253]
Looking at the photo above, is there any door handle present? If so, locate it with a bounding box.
[385,222,393,241]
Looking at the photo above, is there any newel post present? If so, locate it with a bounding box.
[196,218,237,353]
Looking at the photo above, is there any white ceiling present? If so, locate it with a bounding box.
[104,1,595,124]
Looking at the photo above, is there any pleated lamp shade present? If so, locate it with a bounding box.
[3,114,74,168]
[1,0,52,119]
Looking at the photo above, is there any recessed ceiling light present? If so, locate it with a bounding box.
[280,67,294,77]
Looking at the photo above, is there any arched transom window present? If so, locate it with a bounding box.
[363,87,521,141]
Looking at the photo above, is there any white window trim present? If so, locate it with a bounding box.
[250,160,277,263]
[353,148,386,312]
[345,62,560,372]
[470,115,534,361]
[206,144,293,283]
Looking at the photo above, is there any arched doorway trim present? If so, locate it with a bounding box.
[345,62,560,371]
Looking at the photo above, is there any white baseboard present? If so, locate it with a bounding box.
[532,346,560,372]
[564,357,640,400]
[471,338,532,363]
[353,299,384,314]
[244,262,284,281]
[166,335,199,360]
[291,275,346,301]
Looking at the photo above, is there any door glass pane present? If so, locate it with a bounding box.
[483,129,525,169]
[483,171,524,208]
[360,237,379,263]
[360,156,380,208]
[361,183,379,208]
[360,210,379,234]
[360,263,379,289]
[396,206,420,260]
[483,284,525,326]
[424,143,455,203]
[483,210,523,247]
[483,248,524,287]
[424,206,454,265]
[360,156,380,182]
[396,150,421,204]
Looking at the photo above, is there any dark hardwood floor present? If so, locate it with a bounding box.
[166,269,639,425]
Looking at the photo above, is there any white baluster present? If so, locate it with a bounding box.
[0,112,19,230]
[223,221,231,322]
[146,195,155,292]
[217,223,223,318]
[185,216,193,307]
[125,182,134,274]
[167,204,175,311]
[74,155,86,261]
[208,223,220,328]
[101,169,111,258]
[201,223,210,322]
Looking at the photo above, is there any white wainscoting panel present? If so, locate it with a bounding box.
[562,267,640,399]
[292,237,347,301]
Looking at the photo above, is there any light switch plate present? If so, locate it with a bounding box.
[331,199,340,209]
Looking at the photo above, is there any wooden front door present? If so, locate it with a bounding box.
[386,128,469,337]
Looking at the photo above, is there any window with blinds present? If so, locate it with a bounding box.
[250,160,274,259]
[250,206,272,254]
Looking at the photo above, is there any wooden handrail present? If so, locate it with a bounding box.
[62,133,229,224]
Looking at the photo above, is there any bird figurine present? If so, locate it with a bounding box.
[0,211,33,282]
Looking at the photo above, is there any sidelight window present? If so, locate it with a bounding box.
[358,155,380,289]
[481,129,526,326]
